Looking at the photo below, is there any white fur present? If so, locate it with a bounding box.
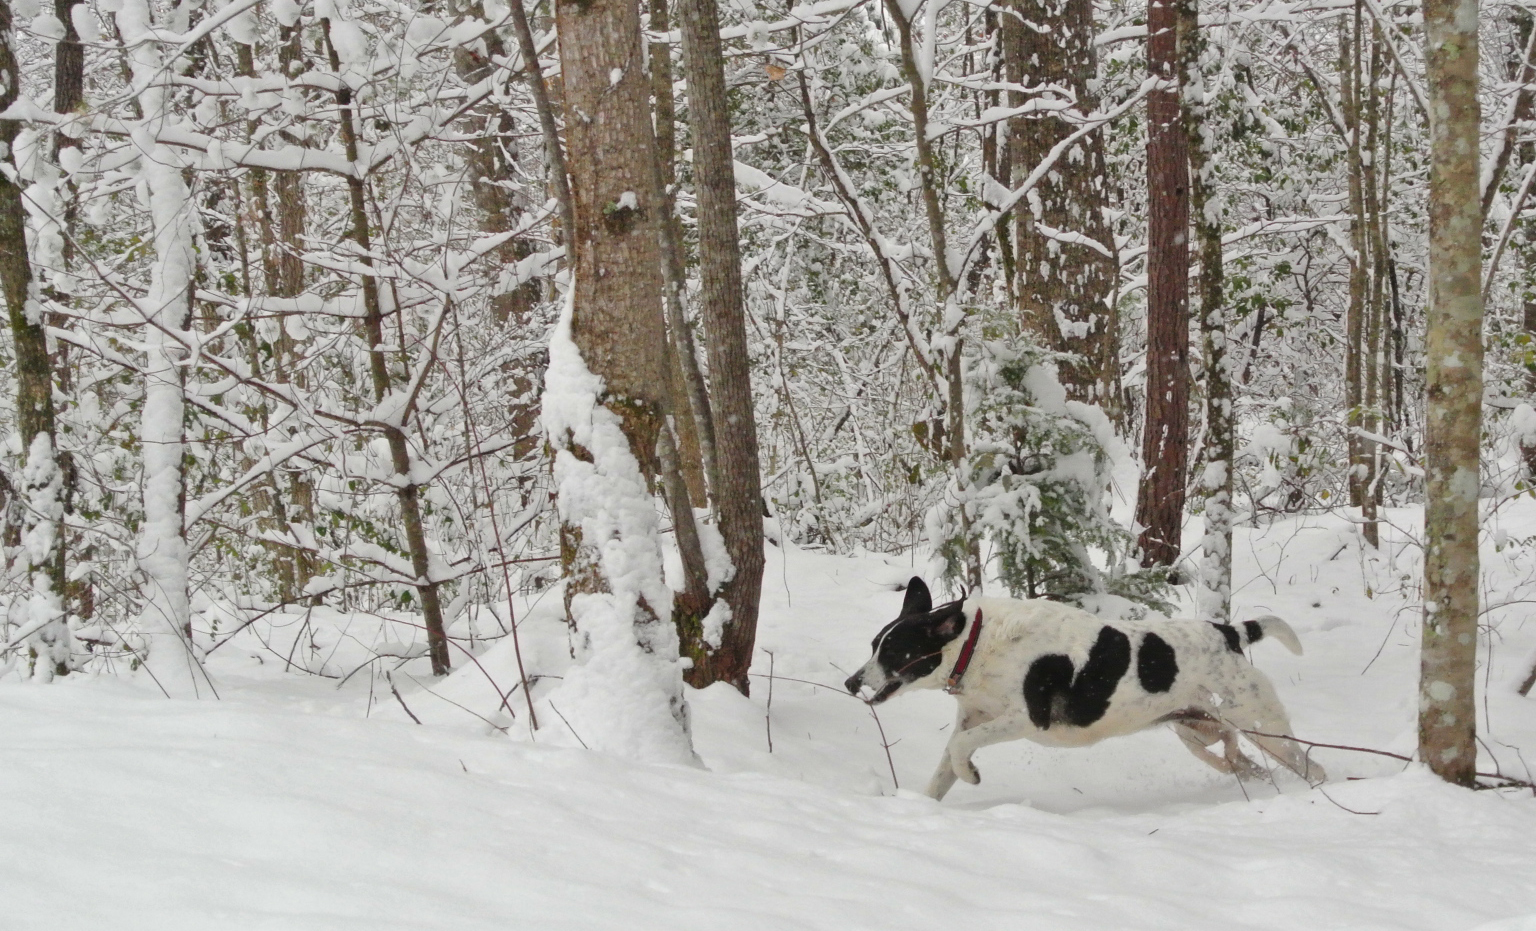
[852,596,1327,800]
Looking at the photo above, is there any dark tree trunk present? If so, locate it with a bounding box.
[324,21,452,675]
[675,0,764,693]
[649,0,714,508]
[1134,0,1191,568]
[0,0,68,677]
[1007,0,1118,408]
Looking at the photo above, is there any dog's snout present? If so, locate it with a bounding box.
[844,672,863,695]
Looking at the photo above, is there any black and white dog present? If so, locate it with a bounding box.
[845,578,1327,800]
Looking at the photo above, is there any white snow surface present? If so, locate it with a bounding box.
[6,506,1536,928]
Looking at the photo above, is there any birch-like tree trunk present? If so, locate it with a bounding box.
[1419,0,1482,787]
[120,0,202,694]
[1340,4,1375,540]
[1134,0,1191,568]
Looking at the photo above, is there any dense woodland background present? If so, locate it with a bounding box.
[0,0,1521,772]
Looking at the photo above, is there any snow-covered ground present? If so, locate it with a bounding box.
[5,505,1536,929]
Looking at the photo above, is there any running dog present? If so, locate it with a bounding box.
[844,578,1327,800]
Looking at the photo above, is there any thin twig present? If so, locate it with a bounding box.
[548,701,588,750]
[387,672,422,725]
[764,651,775,753]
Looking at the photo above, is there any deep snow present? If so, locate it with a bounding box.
[4,505,1536,929]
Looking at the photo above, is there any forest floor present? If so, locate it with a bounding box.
[4,502,1536,929]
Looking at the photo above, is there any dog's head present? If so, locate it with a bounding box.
[844,577,967,703]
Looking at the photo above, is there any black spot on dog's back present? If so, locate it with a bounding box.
[1211,622,1242,654]
[1137,632,1178,693]
[1069,627,1131,725]
[1022,626,1133,729]
[1242,620,1265,645]
[1023,654,1074,729]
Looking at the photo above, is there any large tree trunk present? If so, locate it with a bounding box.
[1180,0,1232,621]
[1007,0,1118,408]
[1134,0,1191,568]
[674,0,763,694]
[1419,0,1482,788]
[0,0,68,678]
[545,0,693,763]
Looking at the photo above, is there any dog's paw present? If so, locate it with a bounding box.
[956,758,981,785]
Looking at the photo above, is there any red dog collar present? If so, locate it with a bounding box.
[944,608,983,694]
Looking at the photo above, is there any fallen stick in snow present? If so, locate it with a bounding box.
[749,671,900,791]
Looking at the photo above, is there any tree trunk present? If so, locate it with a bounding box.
[120,0,202,694]
[1007,0,1118,408]
[324,20,452,676]
[1419,0,1482,788]
[648,0,712,509]
[238,33,319,607]
[0,0,68,678]
[1180,0,1231,621]
[1361,25,1385,547]
[1135,0,1191,568]
[508,0,574,241]
[675,0,764,693]
[1340,5,1371,528]
[547,0,693,762]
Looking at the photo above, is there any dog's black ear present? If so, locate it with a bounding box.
[902,577,932,616]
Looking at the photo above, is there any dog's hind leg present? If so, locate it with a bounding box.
[1227,682,1327,784]
[1173,721,1235,774]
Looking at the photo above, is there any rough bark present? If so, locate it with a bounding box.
[551,0,694,759]
[1134,0,1191,568]
[649,0,714,508]
[1007,0,1118,408]
[1419,0,1482,788]
[0,0,68,677]
[324,21,452,676]
[676,0,764,693]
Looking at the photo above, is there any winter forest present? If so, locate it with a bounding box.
[1,0,1536,920]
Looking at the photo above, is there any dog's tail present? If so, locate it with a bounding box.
[1241,615,1303,655]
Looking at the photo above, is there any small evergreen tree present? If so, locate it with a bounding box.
[928,343,1171,614]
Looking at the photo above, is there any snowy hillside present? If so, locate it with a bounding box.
[4,507,1536,930]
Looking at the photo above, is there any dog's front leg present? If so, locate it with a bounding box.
[925,755,960,800]
[944,715,1024,787]
[926,705,991,800]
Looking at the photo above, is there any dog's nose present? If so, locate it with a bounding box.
[844,672,862,695]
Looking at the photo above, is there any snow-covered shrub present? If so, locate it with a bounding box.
[927,343,1170,612]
